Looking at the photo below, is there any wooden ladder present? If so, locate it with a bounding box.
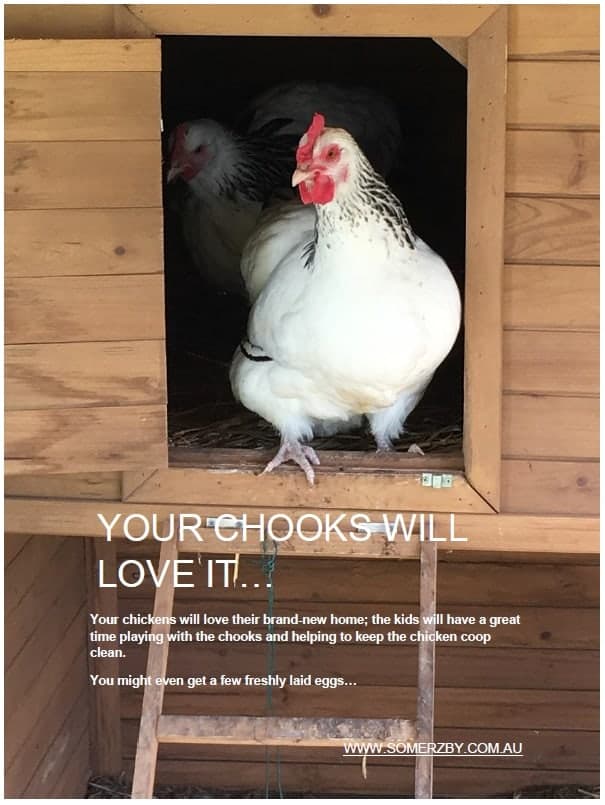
[131,537,438,798]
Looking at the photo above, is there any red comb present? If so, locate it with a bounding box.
[171,123,189,160]
[296,113,326,165]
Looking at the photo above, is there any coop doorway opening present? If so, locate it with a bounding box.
[161,36,467,466]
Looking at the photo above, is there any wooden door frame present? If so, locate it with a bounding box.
[124,4,507,514]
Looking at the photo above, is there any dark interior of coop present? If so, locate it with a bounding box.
[161,36,467,461]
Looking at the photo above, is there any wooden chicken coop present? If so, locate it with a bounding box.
[4,4,599,799]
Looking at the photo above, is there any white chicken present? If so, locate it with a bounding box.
[230,114,461,484]
[166,82,402,295]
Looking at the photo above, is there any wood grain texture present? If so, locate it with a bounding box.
[118,586,600,643]
[115,465,492,514]
[4,4,118,38]
[6,341,166,410]
[4,596,84,737]
[504,264,599,330]
[504,331,599,395]
[50,726,91,797]
[170,447,463,473]
[504,197,599,265]
[506,130,599,196]
[501,459,599,515]
[117,549,599,606]
[415,539,437,798]
[3,5,153,38]
[4,471,122,500]
[86,540,122,775]
[3,4,598,61]
[509,5,600,59]
[124,723,600,770]
[5,71,160,141]
[113,5,156,37]
[4,497,599,555]
[6,654,89,796]
[432,37,467,67]
[5,541,82,666]
[23,687,89,796]
[4,536,65,622]
[122,686,598,730]
[5,404,167,474]
[4,533,30,568]
[127,4,495,36]
[5,141,162,209]
[122,469,159,501]
[6,275,165,344]
[463,5,507,510]
[503,394,599,460]
[508,61,599,129]
[5,534,89,792]
[4,38,160,71]
[117,631,598,689]
[157,715,415,747]
[6,208,163,277]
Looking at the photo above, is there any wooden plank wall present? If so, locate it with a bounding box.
[502,5,599,515]
[4,40,167,475]
[116,543,599,797]
[4,534,91,796]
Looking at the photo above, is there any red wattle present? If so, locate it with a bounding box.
[310,173,335,204]
[298,173,334,205]
[181,164,198,181]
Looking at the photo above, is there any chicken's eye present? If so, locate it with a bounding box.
[325,146,339,162]
[194,145,205,154]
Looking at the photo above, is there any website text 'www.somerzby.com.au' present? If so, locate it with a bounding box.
[342,741,524,757]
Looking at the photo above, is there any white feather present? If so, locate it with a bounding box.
[241,202,316,302]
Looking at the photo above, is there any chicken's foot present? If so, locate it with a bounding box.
[407,443,425,456]
[261,439,320,485]
[375,439,425,455]
[375,436,394,452]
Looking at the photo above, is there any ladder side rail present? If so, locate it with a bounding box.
[414,539,438,799]
[131,535,179,798]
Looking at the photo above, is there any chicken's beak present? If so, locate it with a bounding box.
[167,164,183,183]
[292,167,313,188]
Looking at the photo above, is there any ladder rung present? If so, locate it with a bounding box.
[158,715,416,747]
